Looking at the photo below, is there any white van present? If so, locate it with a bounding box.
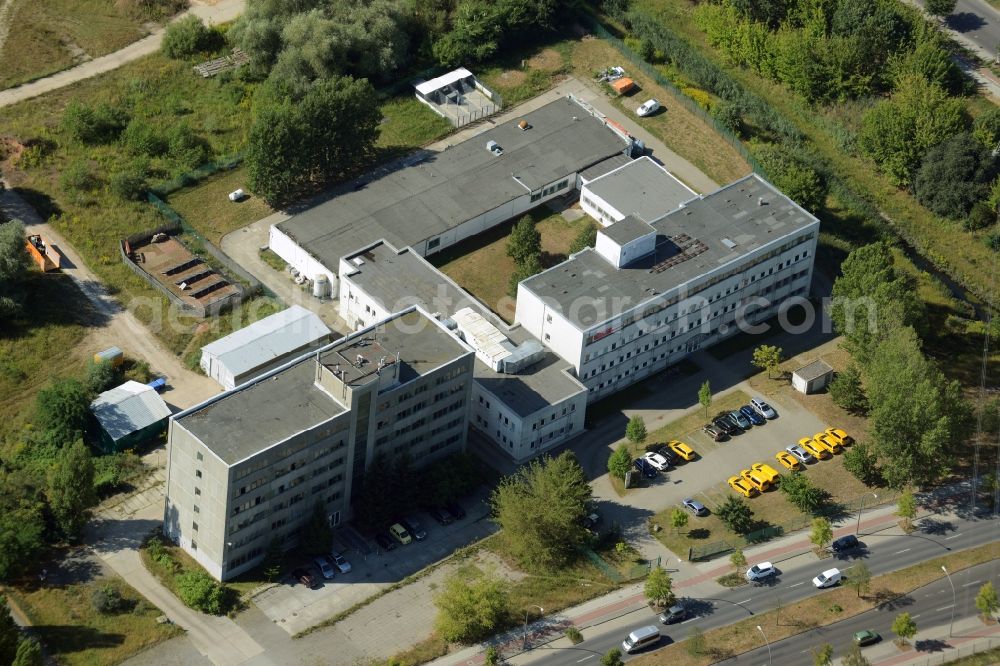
[813,568,842,588]
[622,625,660,653]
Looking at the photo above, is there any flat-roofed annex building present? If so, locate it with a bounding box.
[579,155,696,227]
[515,174,820,402]
[164,307,475,580]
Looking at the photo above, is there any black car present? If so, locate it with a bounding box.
[445,502,466,520]
[653,445,679,466]
[292,567,317,588]
[633,457,658,479]
[400,516,427,540]
[714,416,741,436]
[830,534,860,553]
[375,532,397,551]
[429,506,454,525]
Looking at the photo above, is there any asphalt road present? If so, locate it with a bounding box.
[731,559,1000,664]
[533,513,1000,665]
[911,0,1000,58]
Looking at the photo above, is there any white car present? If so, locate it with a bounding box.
[746,562,776,582]
[643,451,671,471]
[813,568,842,588]
[786,444,816,465]
[750,397,777,419]
[313,556,335,580]
[636,99,661,117]
[331,552,352,574]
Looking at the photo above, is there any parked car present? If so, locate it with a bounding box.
[682,498,709,517]
[446,502,467,520]
[826,427,855,446]
[582,511,601,530]
[739,405,766,426]
[812,568,842,588]
[786,444,817,465]
[389,523,413,545]
[400,516,427,541]
[751,462,781,486]
[814,432,844,454]
[740,467,771,493]
[293,567,317,588]
[750,397,777,419]
[331,552,352,573]
[728,475,758,498]
[774,451,803,471]
[703,424,727,442]
[714,416,742,436]
[658,602,687,624]
[746,562,776,582]
[634,457,658,479]
[854,629,881,646]
[799,437,831,460]
[729,410,752,430]
[830,534,860,553]
[636,99,661,116]
[668,440,697,462]
[312,556,335,580]
[375,532,397,551]
[644,451,671,471]
[429,506,454,525]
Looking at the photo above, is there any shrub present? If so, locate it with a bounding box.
[711,102,744,136]
[108,163,149,201]
[162,16,217,59]
[91,584,134,614]
[61,102,128,144]
[167,123,210,170]
[986,231,1000,251]
[121,119,167,157]
[59,160,98,195]
[176,569,228,615]
[829,365,867,414]
[965,201,996,231]
[566,627,583,644]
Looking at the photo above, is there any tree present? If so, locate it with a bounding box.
[913,133,998,219]
[842,642,873,666]
[569,223,598,254]
[716,496,754,534]
[849,561,871,598]
[891,612,917,644]
[711,102,744,137]
[46,440,97,539]
[0,220,29,319]
[730,547,747,573]
[843,441,883,487]
[644,566,675,607]
[698,381,712,417]
[779,472,826,514]
[176,570,229,615]
[60,101,128,145]
[809,517,832,550]
[85,359,119,396]
[0,597,18,665]
[896,488,917,531]
[687,626,707,656]
[754,146,827,213]
[813,643,834,666]
[829,365,867,414]
[432,0,503,67]
[976,581,999,619]
[34,378,90,446]
[600,648,624,666]
[625,415,647,446]
[608,444,632,481]
[506,215,542,266]
[299,501,333,556]
[434,569,509,642]
[12,637,42,666]
[670,507,688,534]
[973,107,1000,148]
[260,537,284,582]
[508,253,543,298]
[162,16,216,59]
[751,344,783,379]
[925,0,957,17]
[491,452,592,570]
[0,474,46,582]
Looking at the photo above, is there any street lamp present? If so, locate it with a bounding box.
[523,605,544,649]
[941,565,956,637]
[756,625,772,666]
[856,492,879,535]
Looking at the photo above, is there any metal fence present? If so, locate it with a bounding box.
[149,153,244,198]
[908,638,999,665]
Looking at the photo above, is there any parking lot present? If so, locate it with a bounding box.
[252,490,497,636]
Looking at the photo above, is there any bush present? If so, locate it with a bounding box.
[913,133,997,219]
[162,16,218,59]
[829,365,867,414]
[109,163,149,201]
[91,584,134,614]
[61,102,128,144]
[965,201,996,231]
[566,627,583,644]
[121,119,167,157]
[176,570,229,615]
[85,358,119,395]
[986,231,1000,251]
[167,123,210,170]
[711,102,744,136]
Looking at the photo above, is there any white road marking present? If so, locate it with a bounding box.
[735,598,752,605]
[577,655,596,662]
[936,604,955,611]
[787,582,805,588]
[963,580,984,588]
[681,617,697,624]
[894,548,911,554]
[912,614,922,619]
[944,533,962,540]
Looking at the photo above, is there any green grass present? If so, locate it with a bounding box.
[5,576,182,666]
[166,168,274,245]
[376,96,452,152]
[0,0,183,90]
[384,634,450,666]
[259,247,287,272]
[942,646,1000,665]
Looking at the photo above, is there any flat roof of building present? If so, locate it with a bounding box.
[794,359,833,381]
[579,153,633,183]
[179,358,345,466]
[276,96,626,270]
[521,174,819,329]
[473,346,585,418]
[584,156,696,222]
[415,67,476,96]
[601,215,655,246]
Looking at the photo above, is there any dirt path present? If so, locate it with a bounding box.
[0,0,246,108]
[0,185,220,410]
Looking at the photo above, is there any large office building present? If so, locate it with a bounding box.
[515,174,820,402]
[164,308,474,580]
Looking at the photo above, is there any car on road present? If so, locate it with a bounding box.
[430,506,454,525]
[400,516,427,541]
[751,462,781,486]
[825,427,854,447]
[375,533,397,551]
[746,562,776,582]
[634,457,658,479]
[854,629,881,646]
[636,99,661,116]
[293,567,317,588]
[775,450,803,471]
[312,556,335,580]
[814,432,844,454]
[644,451,672,471]
[446,502,467,520]
[714,416,742,436]
[682,498,709,516]
[740,467,771,493]
[830,534,860,553]
[750,397,777,419]
[799,437,831,460]
[668,440,697,462]
[729,410,753,429]
[728,475,758,498]
[786,443,817,465]
[739,405,766,426]
[658,602,687,624]
[331,552,352,573]
[812,567,842,588]
[389,523,413,545]
[703,424,727,441]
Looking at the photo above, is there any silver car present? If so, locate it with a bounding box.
[312,556,335,580]
[750,397,777,419]
[786,444,816,465]
[330,552,352,574]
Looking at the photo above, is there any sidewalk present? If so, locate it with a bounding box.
[866,618,1000,666]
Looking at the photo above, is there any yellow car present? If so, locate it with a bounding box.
[825,427,854,447]
[728,475,759,498]
[813,432,843,454]
[799,437,831,460]
[740,468,771,493]
[775,451,803,471]
[668,440,697,462]
[751,462,782,485]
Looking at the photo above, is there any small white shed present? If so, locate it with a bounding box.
[792,359,834,394]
